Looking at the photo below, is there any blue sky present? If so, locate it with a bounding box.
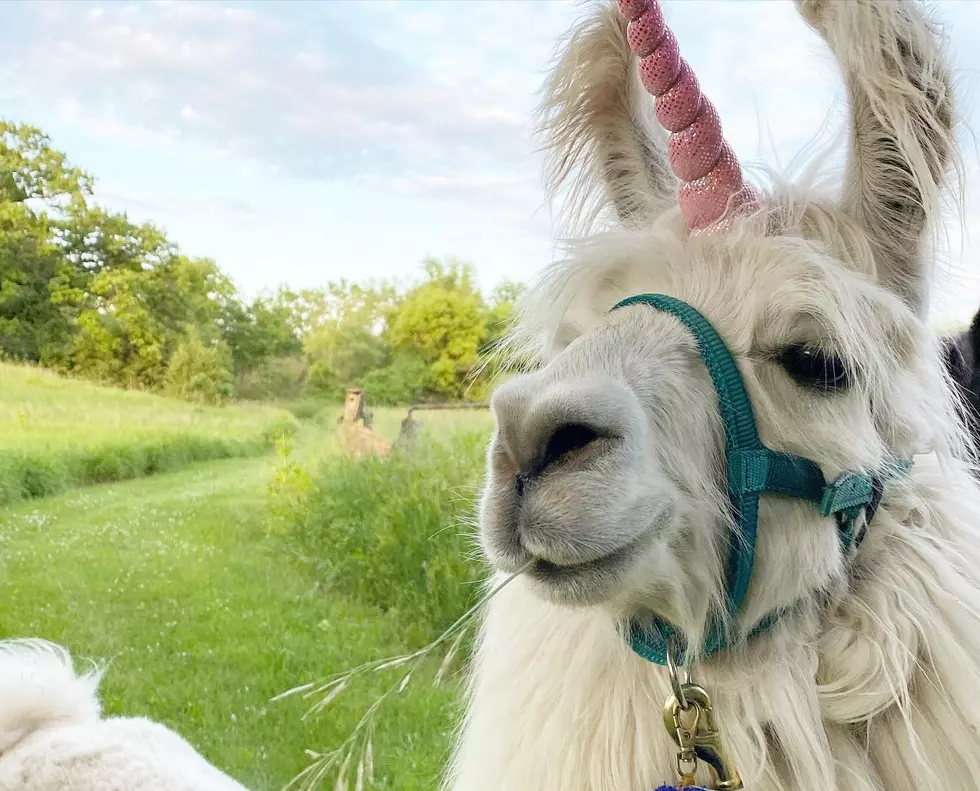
[2,0,980,324]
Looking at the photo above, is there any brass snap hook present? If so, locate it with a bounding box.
[661,637,743,790]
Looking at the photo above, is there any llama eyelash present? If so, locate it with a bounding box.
[775,345,851,392]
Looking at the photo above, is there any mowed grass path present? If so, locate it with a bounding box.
[0,454,460,791]
[0,364,296,505]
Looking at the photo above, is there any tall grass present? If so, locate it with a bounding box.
[0,363,297,505]
[271,429,490,645]
[266,421,494,789]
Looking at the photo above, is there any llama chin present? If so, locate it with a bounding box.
[446,1,980,790]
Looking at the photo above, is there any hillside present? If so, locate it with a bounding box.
[0,363,296,505]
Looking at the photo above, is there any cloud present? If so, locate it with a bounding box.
[2,0,979,319]
[0,0,587,244]
[95,187,263,223]
[0,0,923,223]
[0,1,574,186]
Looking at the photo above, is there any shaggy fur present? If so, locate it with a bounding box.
[0,639,250,791]
[941,303,980,447]
[445,2,980,790]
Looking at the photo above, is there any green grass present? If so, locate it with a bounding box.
[0,408,495,790]
[0,363,297,505]
[0,454,469,790]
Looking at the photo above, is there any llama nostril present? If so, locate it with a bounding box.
[542,423,601,468]
[514,422,603,497]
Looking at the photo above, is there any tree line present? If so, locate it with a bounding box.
[0,120,524,405]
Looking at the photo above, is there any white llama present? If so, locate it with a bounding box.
[445,1,980,790]
[0,639,251,791]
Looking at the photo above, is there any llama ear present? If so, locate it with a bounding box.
[536,3,678,235]
[795,0,955,317]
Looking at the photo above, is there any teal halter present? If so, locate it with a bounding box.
[609,293,912,666]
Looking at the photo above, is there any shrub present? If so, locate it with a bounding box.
[276,398,335,421]
[265,433,315,536]
[236,355,307,401]
[270,429,489,641]
[304,359,339,397]
[357,351,429,405]
[164,332,235,405]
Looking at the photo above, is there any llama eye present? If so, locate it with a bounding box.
[777,345,850,392]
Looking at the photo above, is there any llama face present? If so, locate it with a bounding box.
[481,225,920,629]
[476,0,957,646]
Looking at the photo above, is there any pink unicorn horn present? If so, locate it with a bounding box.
[618,0,759,233]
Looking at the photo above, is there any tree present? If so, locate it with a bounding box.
[68,255,235,388]
[0,122,92,364]
[386,258,488,401]
[358,350,429,405]
[222,288,303,375]
[0,122,92,206]
[481,280,525,354]
[302,279,396,397]
[57,200,174,275]
[0,202,74,363]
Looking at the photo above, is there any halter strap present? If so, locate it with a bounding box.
[610,294,911,665]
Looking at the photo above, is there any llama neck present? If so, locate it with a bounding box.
[446,455,980,791]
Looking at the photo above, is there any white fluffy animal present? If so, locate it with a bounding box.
[0,639,250,791]
[445,1,980,790]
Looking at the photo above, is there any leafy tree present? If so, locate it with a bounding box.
[0,122,91,205]
[304,324,386,397]
[0,202,75,363]
[481,280,525,354]
[302,279,396,397]
[222,288,303,375]
[386,258,487,401]
[0,122,91,363]
[57,200,174,275]
[68,255,234,388]
[358,350,429,405]
[235,355,308,401]
[302,279,397,335]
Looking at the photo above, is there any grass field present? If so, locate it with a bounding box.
[0,370,493,791]
[0,363,297,506]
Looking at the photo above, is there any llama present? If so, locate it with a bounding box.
[0,639,251,791]
[444,1,980,790]
[941,303,980,446]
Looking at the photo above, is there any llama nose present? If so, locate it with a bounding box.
[491,376,638,492]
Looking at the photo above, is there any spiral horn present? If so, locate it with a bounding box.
[618,0,759,233]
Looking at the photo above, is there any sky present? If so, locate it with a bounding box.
[2,0,980,325]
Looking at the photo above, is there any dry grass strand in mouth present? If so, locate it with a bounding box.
[277,565,531,791]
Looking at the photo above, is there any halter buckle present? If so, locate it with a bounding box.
[823,471,885,550]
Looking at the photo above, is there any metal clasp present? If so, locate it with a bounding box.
[661,640,743,790]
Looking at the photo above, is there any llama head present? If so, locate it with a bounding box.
[479,0,961,662]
